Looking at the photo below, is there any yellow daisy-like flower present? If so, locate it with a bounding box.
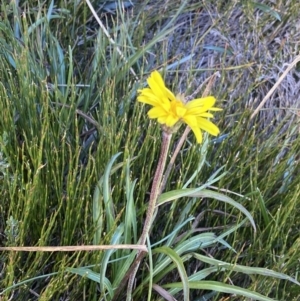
[137,71,222,143]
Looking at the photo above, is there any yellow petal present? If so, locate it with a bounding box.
[187,107,211,115]
[147,71,167,99]
[150,71,166,90]
[175,105,187,117]
[185,96,216,109]
[138,88,156,97]
[190,126,203,143]
[138,71,222,144]
[159,97,172,112]
[197,118,220,136]
[165,87,177,101]
[165,114,179,127]
[198,112,214,118]
[183,115,198,128]
[137,95,160,106]
[148,107,167,119]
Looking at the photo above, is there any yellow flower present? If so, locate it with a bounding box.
[137,71,222,143]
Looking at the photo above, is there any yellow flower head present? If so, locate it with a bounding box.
[137,71,222,143]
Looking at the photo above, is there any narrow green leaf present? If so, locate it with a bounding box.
[124,160,137,244]
[250,1,281,21]
[257,188,271,226]
[153,246,190,301]
[203,45,234,55]
[161,267,219,298]
[189,189,256,232]
[193,253,300,285]
[164,280,276,301]
[67,267,100,283]
[175,233,217,254]
[67,267,114,298]
[112,249,138,288]
[157,187,205,207]
[100,224,124,294]
[0,272,59,295]
[158,166,226,206]
[93,177,104,245]
[46,0,54,22]
[103,152,122,231]
[152,217,194,248]
[93,153,129,244]
[157,188,256,232]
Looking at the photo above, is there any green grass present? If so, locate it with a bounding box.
[0,0,299,300]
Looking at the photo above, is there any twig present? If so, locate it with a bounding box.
[85,0,139,81]
[250,54,300,120]
[51,102,102,130]
[0,245,148,252]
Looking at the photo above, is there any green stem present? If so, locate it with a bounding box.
[126,131,172,301]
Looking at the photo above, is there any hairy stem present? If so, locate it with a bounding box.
[126,131,172,301]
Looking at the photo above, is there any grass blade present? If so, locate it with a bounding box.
[154,246,189,301]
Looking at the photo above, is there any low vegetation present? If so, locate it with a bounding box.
[0,0,299,300]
